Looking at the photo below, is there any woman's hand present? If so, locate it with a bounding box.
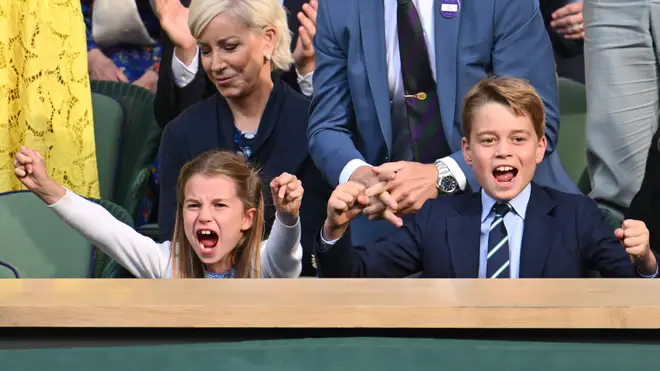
[292,0,318,76]
[270,173,304,220]
[14,146,65,205]
[154,0,196,49]
[550,2,584,40]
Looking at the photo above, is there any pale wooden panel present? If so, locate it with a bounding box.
[1,279,660,328]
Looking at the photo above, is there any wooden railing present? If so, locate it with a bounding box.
[1,279,660,328]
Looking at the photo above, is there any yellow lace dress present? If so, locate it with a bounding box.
[0,0,99,197]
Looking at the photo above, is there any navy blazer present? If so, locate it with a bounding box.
[159,80,331,276]
[315,183,646,278]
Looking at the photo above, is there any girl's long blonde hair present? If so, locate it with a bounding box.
[171,150,264,278]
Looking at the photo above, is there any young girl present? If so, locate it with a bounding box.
[13,146,303,278]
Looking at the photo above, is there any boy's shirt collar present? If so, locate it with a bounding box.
[480,183,532,222]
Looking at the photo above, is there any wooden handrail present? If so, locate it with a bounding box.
[1,279,660,328]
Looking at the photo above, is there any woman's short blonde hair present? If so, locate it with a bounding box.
[188,0,294,71]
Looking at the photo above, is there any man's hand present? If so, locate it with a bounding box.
[615,219,657,276]
[348,165,401,226]
[292,0,317,76]
[323,182,370,241]
[550,2,584,40]
[366,161,438,216]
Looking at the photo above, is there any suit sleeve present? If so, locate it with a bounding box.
[314,201,430,277]
[296,158,333,276]
[577,197,639,278]
[157,123,184,242]
[153,37,214,129]
[307,0,365,186]
[450,0,561,190]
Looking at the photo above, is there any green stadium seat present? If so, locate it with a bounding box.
[92,92,124,200]
[0,191,92,278]
[557,78,587,185]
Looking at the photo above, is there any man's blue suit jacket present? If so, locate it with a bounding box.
[308,0,578,194]
[315,183,646,278]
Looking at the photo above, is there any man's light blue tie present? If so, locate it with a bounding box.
[486,203,512,279]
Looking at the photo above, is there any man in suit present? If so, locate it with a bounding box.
[314,77,656,279]
[153,0,317,129]
[308,0,580,245]
[583,0,660,222]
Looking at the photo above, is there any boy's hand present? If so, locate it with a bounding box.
[323,182,370,241]
[615,219,657,276]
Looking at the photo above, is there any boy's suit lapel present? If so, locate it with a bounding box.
[447,193,482,278]
[519,184,558,278]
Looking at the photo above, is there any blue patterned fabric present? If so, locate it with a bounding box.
[82,0,163,82]
[204,267,237,279]
[234,128,257,160]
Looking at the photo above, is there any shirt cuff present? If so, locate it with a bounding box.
[637,264,659,278]
[275,211,300,228]
[171,47,200,88]
[317,230,339,252]
[436,156,467,191]
[45,186,70,207]
[339,159,371,185]
[296,69,314,97]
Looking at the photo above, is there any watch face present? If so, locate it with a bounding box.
[441,176,458,193]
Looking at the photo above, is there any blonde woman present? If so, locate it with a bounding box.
[0,0,99,197]
[157,0,330,276]
[14,147,302,278]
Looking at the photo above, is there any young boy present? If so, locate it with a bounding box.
[314,77,657,278]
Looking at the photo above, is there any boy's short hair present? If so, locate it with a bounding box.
[461,76,546,141]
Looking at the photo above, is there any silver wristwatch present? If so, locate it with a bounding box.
[434,159,459,194]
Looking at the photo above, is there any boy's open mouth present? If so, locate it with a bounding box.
[492,165,518,183]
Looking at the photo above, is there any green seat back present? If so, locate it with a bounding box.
[102,258,137,278]
[92,92,124,200]
[557,78,587,184]
[577,168,591,195]
[0,191,92,278]
[0,190,142,278]
[90,81,162,223]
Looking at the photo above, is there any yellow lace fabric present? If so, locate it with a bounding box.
[0,0,99,197]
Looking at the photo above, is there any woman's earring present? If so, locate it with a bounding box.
[264,53,271,61]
